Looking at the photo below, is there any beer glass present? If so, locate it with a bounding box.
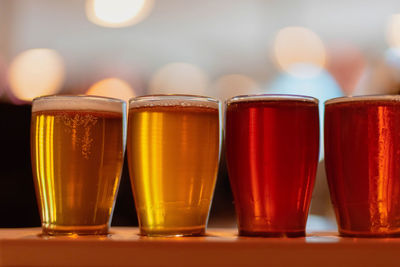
[31,95,126,236]
[127,95,221,236]
[325,95,400,237]
[225,95,319,237]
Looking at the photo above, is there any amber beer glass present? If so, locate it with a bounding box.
[128,95,221,236]
[226,95,319,237]
[325,96,400,237]
[31,96,126,235]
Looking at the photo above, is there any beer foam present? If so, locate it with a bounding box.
[32,95,125,113]
[129,95,220,109]
[325,95,400,105]
[226,94,318,105]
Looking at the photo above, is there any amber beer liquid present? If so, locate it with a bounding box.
[31,96,125,235]
[226,95,319,237]
[325,96,400,237]
[128,95,221,236]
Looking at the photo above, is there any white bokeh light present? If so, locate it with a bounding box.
[149,62,209,95]
[386,14,400,48]
[86,0,153,28]
[274,27,326,78]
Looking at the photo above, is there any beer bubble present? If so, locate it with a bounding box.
[129,96,219,110]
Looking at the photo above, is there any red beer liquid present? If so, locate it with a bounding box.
[226,97,319,237]
[325,98,400,237]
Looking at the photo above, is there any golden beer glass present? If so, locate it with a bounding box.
[128,95,221,236]
[31,96,126,236]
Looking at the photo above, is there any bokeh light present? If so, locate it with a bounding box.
[354,58,399,96]
[384,47,400,82]
[384,48,400,85]
[210,74,260,101]
[149,62,209,95]
[274,27,326,78]
[86,77,135,103]
[268,70,343,159]
[385,48,400,69]
[8,49,65,102]
[386,14,400,48]
[327,43,366,95]
[86,0,153,28]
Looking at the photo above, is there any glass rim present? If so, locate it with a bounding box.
[325,94,400,106]
[32,94,126,104]
[129,94,220,109]
[129,94,219,104]
[226,94,319,105]
[32,95,126,113]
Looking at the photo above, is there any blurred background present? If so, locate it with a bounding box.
[1,0,400,231]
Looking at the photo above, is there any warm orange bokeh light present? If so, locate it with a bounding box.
[86,0,153,28]
[86,77,135,103]
[149,62,209,95]
[274,27,326,78]
[8,48,65,101]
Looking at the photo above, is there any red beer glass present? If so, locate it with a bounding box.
[325,95,400,237]
[226,95,319,237]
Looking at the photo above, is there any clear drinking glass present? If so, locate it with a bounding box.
[31,95,126,235]
[225,94,319,237]
[325,95,400,237]
[127,95,221,236]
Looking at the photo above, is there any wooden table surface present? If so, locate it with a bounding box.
[0,227,398,267]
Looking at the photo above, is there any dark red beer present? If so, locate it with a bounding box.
[226,95,319,237]
[325,96,400,237]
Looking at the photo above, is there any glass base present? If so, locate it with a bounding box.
[239,229,305,238]
[41,224,109,236]
[140,226,205,237]
[339,229,400,238]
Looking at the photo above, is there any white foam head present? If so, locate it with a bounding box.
[325,95,400,106]
[226,94,318,105]
[129,95,220,109]
[32,95,126,113]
